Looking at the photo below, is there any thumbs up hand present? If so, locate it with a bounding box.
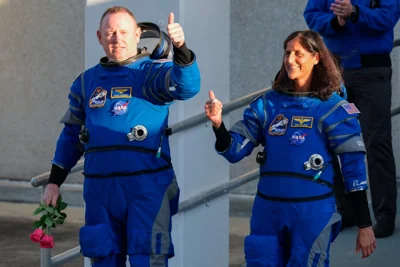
[167,12,185,48]
[205,90,223,129]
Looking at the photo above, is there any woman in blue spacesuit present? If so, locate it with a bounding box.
[205,30,375,266]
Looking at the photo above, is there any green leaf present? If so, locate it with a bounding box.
[33,220,43,229]
[44,217,54,227]
[45,206,55,215]
[61,212,67,218]
[39,215,47,223]
[57,195,62,206]
[54,209,63,218]
[55,218,65,224]
[33,206,45,216]
[58,202,68,211]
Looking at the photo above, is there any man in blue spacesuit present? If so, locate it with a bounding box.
[42,6,200,267]
[205,30,375,266]
[304,0,399,238]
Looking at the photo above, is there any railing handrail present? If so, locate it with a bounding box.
[170,86,272,134]
[394,39,400,48]
[51,246,81,267]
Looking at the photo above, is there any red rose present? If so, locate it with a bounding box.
[40,234,54,249]
[30,228,45,243]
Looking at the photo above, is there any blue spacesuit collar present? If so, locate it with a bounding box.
[275,85,314,98]
[99,53,148,68]
[281,87,313,97]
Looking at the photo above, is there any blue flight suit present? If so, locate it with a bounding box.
[218,90,367,266]
[52,53,200,266]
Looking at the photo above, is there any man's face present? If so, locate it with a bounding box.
[97,12,141,62]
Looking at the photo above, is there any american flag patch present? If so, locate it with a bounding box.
[342,103,360,114]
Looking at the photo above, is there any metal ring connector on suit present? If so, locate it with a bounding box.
[304,154,324,171]
[127,125,148,141]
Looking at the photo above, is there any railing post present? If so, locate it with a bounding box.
[41,248,52,267]
[40,185,52,267]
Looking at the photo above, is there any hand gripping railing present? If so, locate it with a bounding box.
[30,39,400,266]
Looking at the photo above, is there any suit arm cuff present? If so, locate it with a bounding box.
[330,16,346,31]
[173,43,193,65]
[212,122,232,152]
[347,190,372,228]
[349,5,360,23]
[48,164,69,187]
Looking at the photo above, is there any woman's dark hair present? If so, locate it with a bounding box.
[273,30,342,100]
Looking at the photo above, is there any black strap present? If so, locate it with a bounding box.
[257,171,334,202]
[260,171,333,188]
[83,164,172,178]
[257,190,334,202]
[85,145,171,164]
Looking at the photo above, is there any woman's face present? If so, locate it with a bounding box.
[284,38,319,82]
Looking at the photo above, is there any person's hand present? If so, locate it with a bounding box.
[337,16,347,26]
[330,0,353,19]
[356,226,376,258]
[205,90,223,129]
[167,12,185,48]
[43,184,60,207]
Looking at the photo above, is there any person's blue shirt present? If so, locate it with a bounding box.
[304,0,400,68]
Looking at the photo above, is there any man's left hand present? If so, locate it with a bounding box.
[167,12,185,48]
[330,0,353,18]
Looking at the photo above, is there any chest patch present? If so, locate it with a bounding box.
[111,87,132,98]
[111,100,130,116]
[291,116,313,128]
[268,114,289,136]
[289,131,308,145]
[341,103,360,114]
[89,87,107,108]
